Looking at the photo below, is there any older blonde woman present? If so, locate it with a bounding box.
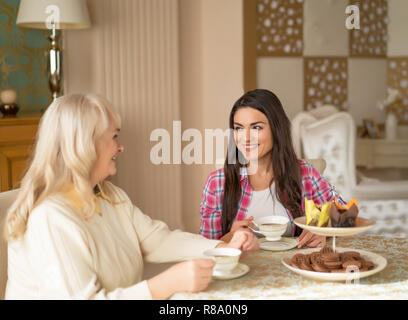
[4,94,259,300]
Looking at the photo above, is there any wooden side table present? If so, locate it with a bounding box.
[356,137,408,169]
[0,115,41,192]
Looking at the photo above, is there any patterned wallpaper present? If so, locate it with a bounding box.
[0,0,51,114]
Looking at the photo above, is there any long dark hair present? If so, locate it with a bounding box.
[221,89,302,235]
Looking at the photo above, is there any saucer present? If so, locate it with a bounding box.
[259,237,298,251]
[212,263,250,280]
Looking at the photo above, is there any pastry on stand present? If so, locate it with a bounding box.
[295,198,375,252]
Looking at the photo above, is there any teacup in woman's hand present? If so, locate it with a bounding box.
[203,248,242,274]
[254,216,289,241]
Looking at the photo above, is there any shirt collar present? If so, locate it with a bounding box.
[60,183,112,216]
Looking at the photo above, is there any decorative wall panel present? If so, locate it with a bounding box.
[349,0,388,57]
[304,57,348,111]
[256,0,303,56]
[388,57,408,122]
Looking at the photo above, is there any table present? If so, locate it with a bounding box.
[356,138,408,169]
[171,236,408,299]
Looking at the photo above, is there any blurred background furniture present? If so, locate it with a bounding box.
[0,189,19,300]
[356,137,408,169]
[0,116,40,192]
[292,105,339,158]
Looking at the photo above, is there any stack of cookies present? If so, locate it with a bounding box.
[290,247,375,273]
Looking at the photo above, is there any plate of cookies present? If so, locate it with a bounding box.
[281,246,387,282]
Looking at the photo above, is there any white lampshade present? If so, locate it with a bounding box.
[17,0,91,30]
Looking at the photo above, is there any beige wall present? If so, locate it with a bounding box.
[348,59,387,126]
[257,57,303,120]
[180,0,244,232]
[64,0,245,232]
[388,0,408,56]
[303,0,349,57]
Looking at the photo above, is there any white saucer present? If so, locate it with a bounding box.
[212,263,250,280]
[260,237,299,251]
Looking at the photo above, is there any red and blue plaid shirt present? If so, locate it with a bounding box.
[199,160,347,239]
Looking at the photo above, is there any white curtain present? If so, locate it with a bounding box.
[64,0,183,230]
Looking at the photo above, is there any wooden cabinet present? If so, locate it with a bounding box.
[356,138,408,169]
[0,116,40,192]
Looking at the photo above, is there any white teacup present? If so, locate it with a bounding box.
[203,248,241,274]
[254,216,289,241]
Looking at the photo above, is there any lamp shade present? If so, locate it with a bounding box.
[16,0,91,30]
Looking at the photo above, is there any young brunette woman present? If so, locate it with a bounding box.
[199,89,347,248]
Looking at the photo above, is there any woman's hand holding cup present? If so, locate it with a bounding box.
[147,258,215,299]
[230,216,254,233]
[217,227,260,252]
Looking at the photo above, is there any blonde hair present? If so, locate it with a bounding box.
[5,93,121,241]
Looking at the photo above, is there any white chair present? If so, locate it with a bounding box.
[295,111,408,201]
[0,189,19,300]
[292,105,339,158]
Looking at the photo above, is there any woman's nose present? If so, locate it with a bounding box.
[249,129,259,143]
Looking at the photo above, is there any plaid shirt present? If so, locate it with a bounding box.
[199,160,347,240]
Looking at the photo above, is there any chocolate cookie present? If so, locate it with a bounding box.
[322,253,340,262]
[324,260,343,269]
[342,251,360,258]
[311,262,330,273]
[299,260,314,272]
[340,253,357,263]
[362,260,375,270]
[310,253,324,265]
[342,260,362,269]
[320,246,333,255]
[290,254,306,268]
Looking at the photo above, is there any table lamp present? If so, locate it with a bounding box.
[16,0,91,100]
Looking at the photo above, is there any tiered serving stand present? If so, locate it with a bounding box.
[281,217,388,281]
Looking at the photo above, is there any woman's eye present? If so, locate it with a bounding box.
[253,126,263,130]
[234,127,243,131]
